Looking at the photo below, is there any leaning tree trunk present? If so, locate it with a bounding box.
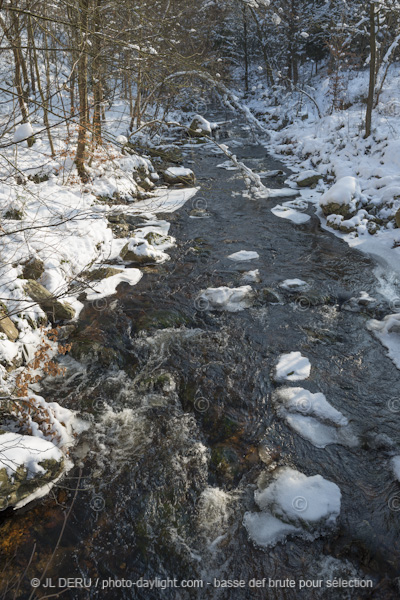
[365,2,376,138]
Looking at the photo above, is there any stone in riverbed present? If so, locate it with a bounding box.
[294,171,321,188]
[163,167,196,186]
[24,280,75,321]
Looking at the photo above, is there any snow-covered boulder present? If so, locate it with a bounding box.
[188,115,212,138]
[120,238,169,264]
[244,467,341,548]
[320,176,361,218]
[163,167,196,186]
[294,170,321,188]
[0,432,64,509]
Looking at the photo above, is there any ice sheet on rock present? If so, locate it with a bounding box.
[216,160,238,171]
[275,351,311,381]
[274,387,348,426]
[367,313,400,369]
[255,467,341,527]
[85,268,142,300]
[279,278,309,292]
[227,250,259,261]
[284,413,358,449]
[271,204,310,224]
[243,512,301,548]
[196,286,254,312]
[128,188,197,214]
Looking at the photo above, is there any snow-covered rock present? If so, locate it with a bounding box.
[244,467,341,548]
[294,170,321,188]
[163,167,196,185]
[241,269,260,283]
[320,176,361,218]
[0,432,64,509]
[275,351,311,381]
[189,115,212,137]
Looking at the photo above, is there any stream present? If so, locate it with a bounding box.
[1,113,400,599]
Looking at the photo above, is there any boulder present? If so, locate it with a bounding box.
[188,115,212,138]
[22,257,44,280]
[82,267,123,282]
[0,432,64,510]
[24,280,75,321]
[0,309,19,341]
[163,167,196,186]
[294,171,321,188]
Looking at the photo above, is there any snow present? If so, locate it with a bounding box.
[320,176,361,209]
[196,286,254,312]
[271,203,310,224]
[279,278,309,292]
[243,512,301,548]
[13,122,34,143]
[227,250,259,261]
[255,468,341,525]
[283,413,358,449]
[273,387,348,426]
[275,351,311,381]
[191,114,212,134]
[244,467,341,548]
[0,432,63,477]
[0,338,20,364]
[367,313,400,369]
[85,268,143,300]
[165,167,194,178]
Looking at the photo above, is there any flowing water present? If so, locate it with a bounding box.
[1,114,400,599]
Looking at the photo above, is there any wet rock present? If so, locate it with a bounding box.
[24,280,75,322]
[294,171,321,188]
[21,257,44,281]
[322,202,356,218]
[82,267,123,282]
[260,288,281,304]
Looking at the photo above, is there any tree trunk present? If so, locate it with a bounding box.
[365,1,376,138]
[92,0,103,146]
[75,0,90,181]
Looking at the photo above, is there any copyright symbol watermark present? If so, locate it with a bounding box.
[93,398,106,411]
[389,298,400,312]
[194,296,209,311]
[294,397,311,414]
[194,397,210,413]
[293,296,311,312]
[388,398,400,413]
[90,495,105,511]
[292,496,308,512]
[192,196,208,211]
[388,495,400,512]
[31,578,40,588]
[93,297,108,312]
